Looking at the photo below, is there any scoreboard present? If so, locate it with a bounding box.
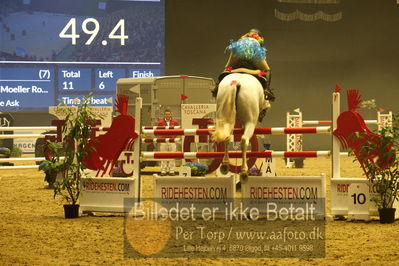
[0,0,164,112]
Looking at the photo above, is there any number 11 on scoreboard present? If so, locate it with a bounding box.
[62,81,74,90]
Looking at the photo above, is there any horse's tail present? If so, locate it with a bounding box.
[212,80,240,142]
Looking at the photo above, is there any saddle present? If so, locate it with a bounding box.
[212,67,273,123]
[216,68,275,102]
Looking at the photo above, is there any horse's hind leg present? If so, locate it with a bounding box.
[240,123,256,183]
[240,137,249,183]
[220,138,230,174]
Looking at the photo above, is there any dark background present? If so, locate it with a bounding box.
[165,0,399,149]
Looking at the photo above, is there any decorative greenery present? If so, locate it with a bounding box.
[0,144,21,157]
[360,99,377,109]
[38,142,64,187]
[0,147,11,157]
[184,162,208,176]
[248,167,261,176]
[10,145,23,157]
[40,95,100,205]
[352,108,399,209]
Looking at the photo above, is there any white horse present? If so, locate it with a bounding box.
[212,73,271,182]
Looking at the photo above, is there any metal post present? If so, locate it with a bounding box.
[332,92,341,179]
[134,97,143,202]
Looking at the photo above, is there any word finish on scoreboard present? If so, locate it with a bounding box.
[0,0,164,112]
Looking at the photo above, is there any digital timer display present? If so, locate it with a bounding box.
[0,0,164,112]
[59,18,128,46]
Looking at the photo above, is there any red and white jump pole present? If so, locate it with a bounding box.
[0,126,110,132]
[142,151,330,160]
[142,126,330,136]
[142,126,180,130]
[141,138,181,143]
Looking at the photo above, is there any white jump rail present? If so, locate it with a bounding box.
[0,157,46,162]
[0,127,58,170]
[0,126,56,131]
[0,157,65,162]
[0,134,56,139]
[0,165,40,170]
[302,120,378,125]
[0,156,67,170]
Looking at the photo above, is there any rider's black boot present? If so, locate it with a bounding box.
[258,70,274,123]
[211,84,218,98]
[264,70,275,102]
[258,109,267,123]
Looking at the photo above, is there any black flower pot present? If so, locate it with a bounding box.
[64,204,80,219]
[378,208,396,224]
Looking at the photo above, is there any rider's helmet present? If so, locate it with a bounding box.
[240,29,264,47]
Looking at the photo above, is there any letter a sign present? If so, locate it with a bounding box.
[261,158,275,177]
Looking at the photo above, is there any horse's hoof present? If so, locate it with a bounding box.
[220,164,229,175]
[240,172,248,183]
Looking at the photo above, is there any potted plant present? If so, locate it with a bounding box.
[183,162,208,176]
[42,96,100,218]
[38,141,64,189]
[352,107,399,223]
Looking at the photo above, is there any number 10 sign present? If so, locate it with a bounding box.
[347,183,371,221]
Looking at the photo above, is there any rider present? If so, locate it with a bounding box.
[212,29,275,120]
